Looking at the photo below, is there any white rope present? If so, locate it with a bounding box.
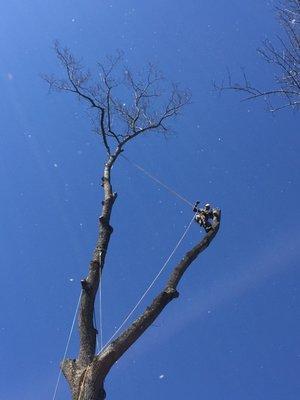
[94,252,104,353]
[99,269,103,350]
[52,290,82,400]
[121,155,194,207]
[98,214,195,353]
[94,276,104,354]
[95,313,100,353]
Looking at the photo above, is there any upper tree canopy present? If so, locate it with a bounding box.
[44,42,190,155]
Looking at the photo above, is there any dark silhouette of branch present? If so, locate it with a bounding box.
[215,0,300,112]
[43,42,190,155]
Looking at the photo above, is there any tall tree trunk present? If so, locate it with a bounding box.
[61,148,121,400]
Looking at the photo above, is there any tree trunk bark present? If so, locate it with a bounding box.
[62,358,107,400]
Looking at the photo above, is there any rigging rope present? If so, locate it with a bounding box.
[98,214,195,353]
[121,155,194,208]
[94,308,100,353]
[99,268,104,350]
[94,253,104,354]
[94,253,104,353]
[52,290,82,400]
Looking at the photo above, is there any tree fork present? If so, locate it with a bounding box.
[62,358,107,400]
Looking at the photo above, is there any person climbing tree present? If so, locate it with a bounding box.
[45,43,221,400]
[193,202,218,233]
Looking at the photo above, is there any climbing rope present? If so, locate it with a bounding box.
[94,308,100,353]
[121,155,194,208]
[94,254,104,354]
[99,269,104,350]
[98,214,195,353]
[95,281,104,354]
[52,290,82,400]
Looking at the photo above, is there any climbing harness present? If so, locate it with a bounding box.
[98,214,195,353]
[121,155,194,208]
[52,291,82,400]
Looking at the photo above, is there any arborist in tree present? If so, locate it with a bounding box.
[193,201,216,232]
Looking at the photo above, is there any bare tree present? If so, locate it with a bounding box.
[45,42,221,400]
[217,0,300,112]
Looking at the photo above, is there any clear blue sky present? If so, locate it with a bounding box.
[1,1,299,399]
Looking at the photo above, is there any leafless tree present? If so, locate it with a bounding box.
[44,42,221,400]
[216,0,300,112]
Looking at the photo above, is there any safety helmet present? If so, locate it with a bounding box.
[205,203,211,209]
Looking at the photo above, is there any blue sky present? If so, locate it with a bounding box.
[0,1,299,399]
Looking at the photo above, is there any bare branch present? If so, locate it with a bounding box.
[216,0,300,112]
[44,43,190,155]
